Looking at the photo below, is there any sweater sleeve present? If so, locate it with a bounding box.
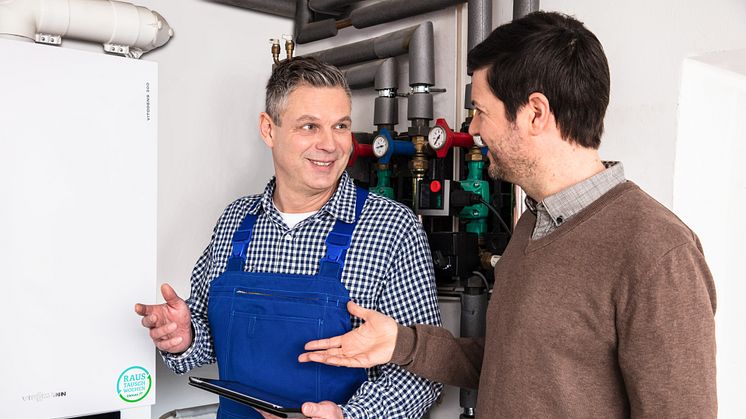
[391,323,485,390]
[616,241,717,418]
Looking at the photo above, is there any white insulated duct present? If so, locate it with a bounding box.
[0,0,173,58]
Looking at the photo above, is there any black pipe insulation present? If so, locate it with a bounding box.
[349,0,465,30]
[209,0,296,18]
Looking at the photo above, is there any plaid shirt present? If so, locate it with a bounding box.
[526,161,626,240]
[163,171,443,418]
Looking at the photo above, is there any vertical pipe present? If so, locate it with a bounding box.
[513,0,540,19]
[467,0,492,54]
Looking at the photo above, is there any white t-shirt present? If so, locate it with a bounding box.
[277,209,317,229]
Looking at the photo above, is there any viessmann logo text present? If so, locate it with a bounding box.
[22,391,67,403]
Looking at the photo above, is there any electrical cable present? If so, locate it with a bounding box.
[476,196,512,236]
[471,270,490,291]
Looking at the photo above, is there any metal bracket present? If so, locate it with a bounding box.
[35,33,61,45]
[104,44,143,59]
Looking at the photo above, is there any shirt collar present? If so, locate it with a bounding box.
[249,171,357,224]
[526,161,626,226]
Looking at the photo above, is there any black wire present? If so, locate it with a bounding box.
[477,196,512,237]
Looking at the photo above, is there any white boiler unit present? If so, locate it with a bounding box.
[0,38,157,419]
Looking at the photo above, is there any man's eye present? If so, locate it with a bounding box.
[301,124,316,131]
[335,123,350,130]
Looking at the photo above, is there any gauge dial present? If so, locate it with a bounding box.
[472,134,485,147]
[373,135,389,157]
[428,126,447,150]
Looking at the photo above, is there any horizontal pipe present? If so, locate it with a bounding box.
[308,0,363,15]
[349,0,465,29]
[209,0,295,18]
[341,58,398,90]
[342,60,384,90]
[0,0,173,58]
[305,25,417,67]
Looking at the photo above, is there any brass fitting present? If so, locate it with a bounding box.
[270,38,281,65]
[283,34,295,60]
[465,145,486,162]
[408,135,429,178]
[480,250,499,270]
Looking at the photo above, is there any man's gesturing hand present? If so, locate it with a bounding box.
[134,283,193,353]
[298,301,399,368]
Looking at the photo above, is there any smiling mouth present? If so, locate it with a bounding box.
[309,159,333,167]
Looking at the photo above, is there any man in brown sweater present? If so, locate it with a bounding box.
[299,11,717,418]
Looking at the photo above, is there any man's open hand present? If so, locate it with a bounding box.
[298,301,398,368]
[134,283,192,353]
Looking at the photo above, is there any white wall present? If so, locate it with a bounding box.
[673,50,746,419]
[52,0,746,417]
[541,0,746,207]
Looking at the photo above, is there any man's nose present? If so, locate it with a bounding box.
[316,129,337,151]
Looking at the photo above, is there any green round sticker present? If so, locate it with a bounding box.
[116,366,152,403]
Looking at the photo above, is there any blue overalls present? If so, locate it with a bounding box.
[207,187,369,419]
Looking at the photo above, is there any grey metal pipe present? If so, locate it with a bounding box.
[305,25,417,67]
[349,0,465,30]
[209,0,295,18]
[467,0,492,53]
[513,0,540,19]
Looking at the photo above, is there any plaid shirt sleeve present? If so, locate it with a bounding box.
[342,218,443,419]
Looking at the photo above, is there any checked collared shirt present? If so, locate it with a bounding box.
[163,171,443,418]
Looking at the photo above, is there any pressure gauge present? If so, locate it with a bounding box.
[472,134,485,147]
[373,135,389,158]
[428,125,447,150]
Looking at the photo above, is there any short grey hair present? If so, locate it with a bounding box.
[265,57,351,125]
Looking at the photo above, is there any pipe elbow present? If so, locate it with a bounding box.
[0,0,39,41]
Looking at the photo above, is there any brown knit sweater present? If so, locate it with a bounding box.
[392,182,717,417]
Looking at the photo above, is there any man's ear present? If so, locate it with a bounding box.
[525,92,552,136]
[258,112,275,148]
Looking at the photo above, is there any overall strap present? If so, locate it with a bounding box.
[225,201,261,272]
[318,187,368,280]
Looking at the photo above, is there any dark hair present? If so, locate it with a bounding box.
[265,56,351,126]
[467,11,610,149]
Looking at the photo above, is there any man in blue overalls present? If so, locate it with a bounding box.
[135,57,442,418]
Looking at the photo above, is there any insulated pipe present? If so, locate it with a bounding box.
[341,60,382,90]
[294,0,337,44]
[514,0,540,19]
[467,0,493,55]
[349,0,465,30]
[374,58,398,128]
[305,25,417,67]
[0,0,173,58]
[308,0,363,15]
[340,59,399,132]
[209,0,295,18]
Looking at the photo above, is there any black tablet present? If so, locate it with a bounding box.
[188,376,306,418]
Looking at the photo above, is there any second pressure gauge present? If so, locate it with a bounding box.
[428,125,447,150]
